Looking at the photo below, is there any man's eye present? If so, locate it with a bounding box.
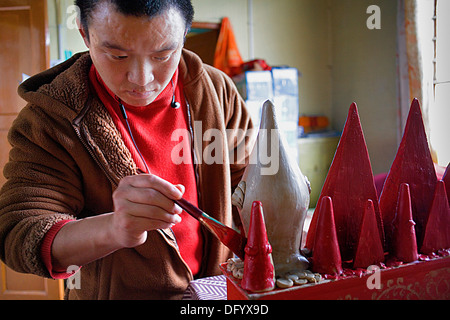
[154,56,170,62]
[111,54,128,60]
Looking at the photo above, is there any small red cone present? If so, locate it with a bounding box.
[305,103,383,262]
[443,164,450,206]
[353,200,385,269]
[311,196,343,275]
[379,99,437,252]
[420,181,450,254]
[392,183,418,262]
[241,201,275,292]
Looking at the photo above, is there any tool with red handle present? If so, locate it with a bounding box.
[174,198,247,260]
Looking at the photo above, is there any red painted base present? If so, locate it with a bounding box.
[221,255,450,300]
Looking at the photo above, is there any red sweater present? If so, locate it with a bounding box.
[40,66,203,278]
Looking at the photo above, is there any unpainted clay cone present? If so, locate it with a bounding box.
[311,196,343,275]
[443,164,450,206]
[379,99,437,252]
[392,183,418,263]
[241,201,275,293]
[420,180,450,254]
[305,103,383,262]
[353,199,385,269]
[234,100,310,276]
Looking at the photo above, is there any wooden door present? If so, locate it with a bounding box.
[185,22,221,66]
[0,0,64,300]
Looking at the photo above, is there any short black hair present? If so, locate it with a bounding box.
[75,0,194,37]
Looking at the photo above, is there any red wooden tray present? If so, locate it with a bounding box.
[220,255,450,300]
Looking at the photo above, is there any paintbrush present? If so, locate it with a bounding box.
[174,198,247,260]
[133,169,246,259]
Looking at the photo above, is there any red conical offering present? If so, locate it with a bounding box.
[420,181,450,254]
[241,201,275,292]
[392,183,418,263]
[443,164,450,206]
[379,99,437,252]
[311,196,343,275]
[353,200,385,269]
[305,103,383,261]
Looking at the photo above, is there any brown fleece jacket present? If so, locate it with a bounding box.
[0,49,254,299]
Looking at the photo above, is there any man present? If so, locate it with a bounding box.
[0,0,253,299]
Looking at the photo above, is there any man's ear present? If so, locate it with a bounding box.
[183,29,188,45]
[77,19,90,48]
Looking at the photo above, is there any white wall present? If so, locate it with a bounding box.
[430,0,450,166]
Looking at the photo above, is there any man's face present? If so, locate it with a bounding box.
[80,3,186,107]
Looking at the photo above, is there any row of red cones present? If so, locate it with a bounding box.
[238,99,449,292]
[305,99,450,275]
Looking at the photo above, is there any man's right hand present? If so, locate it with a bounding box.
[51,174,184,272]
[111,174,185,248]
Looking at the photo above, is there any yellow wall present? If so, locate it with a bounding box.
[330,0,399,174]
[48,0,333,117]
[48,0,88,63]
[192,0,399,174]
[192,0,332,123]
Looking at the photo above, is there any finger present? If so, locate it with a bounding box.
[117,211,181,238]
[122,187,183,215]
[114,192,183,221]
[117,200,182,225]
[174,184,185,195]
[115,175,184,214]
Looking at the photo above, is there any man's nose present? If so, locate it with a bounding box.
[127,59,155,86]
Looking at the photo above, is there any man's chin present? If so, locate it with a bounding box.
[124,100,153,107]
[120,93,156,107]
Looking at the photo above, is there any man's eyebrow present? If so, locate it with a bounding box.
[101,41,129,52]
[158,43,179,51]
[100,41,179,53]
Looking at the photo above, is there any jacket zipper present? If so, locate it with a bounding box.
[73,98,196,282]
[72,102,118,187]
[185,97,202,205]
[158,228,193,281]
[185,96,211,278]
[164,96,198,281]
[163,96,202,281]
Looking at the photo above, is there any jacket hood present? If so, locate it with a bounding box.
[18,52,92,116]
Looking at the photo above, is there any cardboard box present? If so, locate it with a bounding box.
[234,71,273,101]
[220,255,450,300]
[234,68,301,161]
[272,67,299,96]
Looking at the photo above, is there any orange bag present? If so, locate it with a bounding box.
[213,17,243,77]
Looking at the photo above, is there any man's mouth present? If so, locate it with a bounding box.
[126,89,155,99]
